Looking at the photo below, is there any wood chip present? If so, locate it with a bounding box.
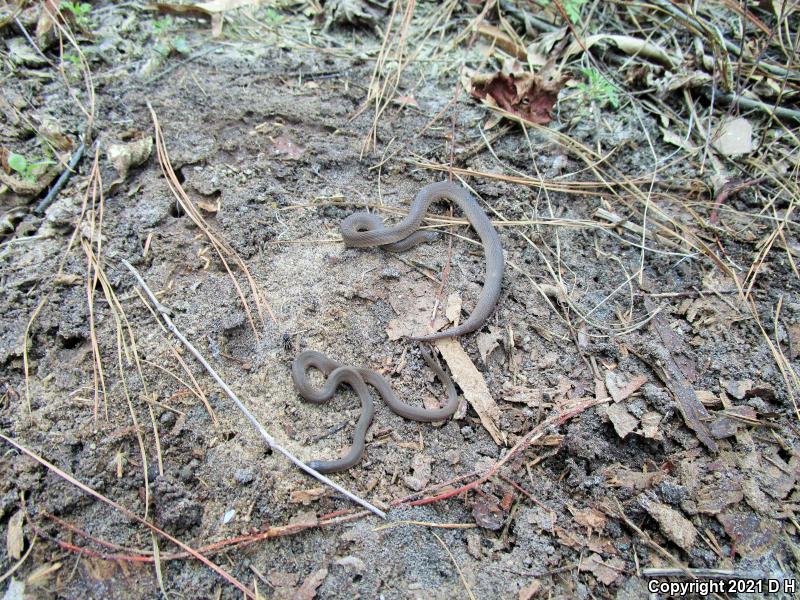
[607,403,638,438]
[289,487,327,506]
[518,579,541,600]
[579,553,624,586]
[6,510,24,560]
[435,338,504,445]
[605,371,647,402]
[641,499,697,552]
[573,507,607,532]
[643,297,718,453]
[717,512,780,558]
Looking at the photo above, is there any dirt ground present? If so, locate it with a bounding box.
[1,1,799,598]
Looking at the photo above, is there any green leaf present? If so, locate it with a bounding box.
[7,152,27,174]
[172,37,190,55]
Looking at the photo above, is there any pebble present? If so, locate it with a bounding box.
[235,468,255,485]
[179,465,193,483]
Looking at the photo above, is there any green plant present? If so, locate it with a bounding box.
[152,16,174,35]
[577,67,620,109]
[152,17,190,56]
[60,1,92,28]
[7,152,55,183]
[263,7,283,25]
[61,53,81,65]
[559,0,588,23]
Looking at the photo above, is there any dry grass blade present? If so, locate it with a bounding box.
[148,103,275,338]
[83,241,152,518]
[432,531,476,600]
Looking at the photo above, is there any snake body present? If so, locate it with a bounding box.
[292,181,505,473]
[292,348,458,473]
[340,181,504,341]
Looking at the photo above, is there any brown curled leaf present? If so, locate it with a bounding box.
[465,64,569,126]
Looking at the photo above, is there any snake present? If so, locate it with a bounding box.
[340,180,505,341]
[291,348,458,473]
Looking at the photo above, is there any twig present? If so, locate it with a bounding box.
[144,45,218,85]
[34,141,85,214]
[120,260,386,519]
[712,91,800,123]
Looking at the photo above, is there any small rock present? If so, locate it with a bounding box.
[179,465,193,483]
[160,411,177,428]
[234,468,255,485]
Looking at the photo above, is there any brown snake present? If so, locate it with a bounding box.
[294,181,504,472]
[291,348,458,473]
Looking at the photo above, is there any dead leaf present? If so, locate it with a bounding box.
[712,117,753,157]
[518,579,541,600]
[476,23,528,60]
[466,531,482,559]
[573,507,606,532]
[503,386,543,407]
[605,371,647,402]
[445,292,462,326]
[403,453,432,491]
[288,511,318,529]
[721,379,753,400]
[295,568,328,600]
[465,63,568,126]
[435,338,503,445]
[196,197,220,213]
[525,27,568,66]
[39,117,73,151]
[393,94,419,109]
[26,563,61,589]
[709,405,757,439]
[606,402,637,438]
[323,0,382,29]
[695,479,744,515]
[6,510,24,560]
[472,495,504,530]
[476,326,504,365]
[578,553,624,586]
[661,127,699,154]
[639,411,663,440]
[289,487,327,506]
[602,465,665,490]
[641,499,697,552]
[717,512,780,558]
[36,0,60,42]
[272,134,304,160]
[107,137,153,180]
[152,1,264,36]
